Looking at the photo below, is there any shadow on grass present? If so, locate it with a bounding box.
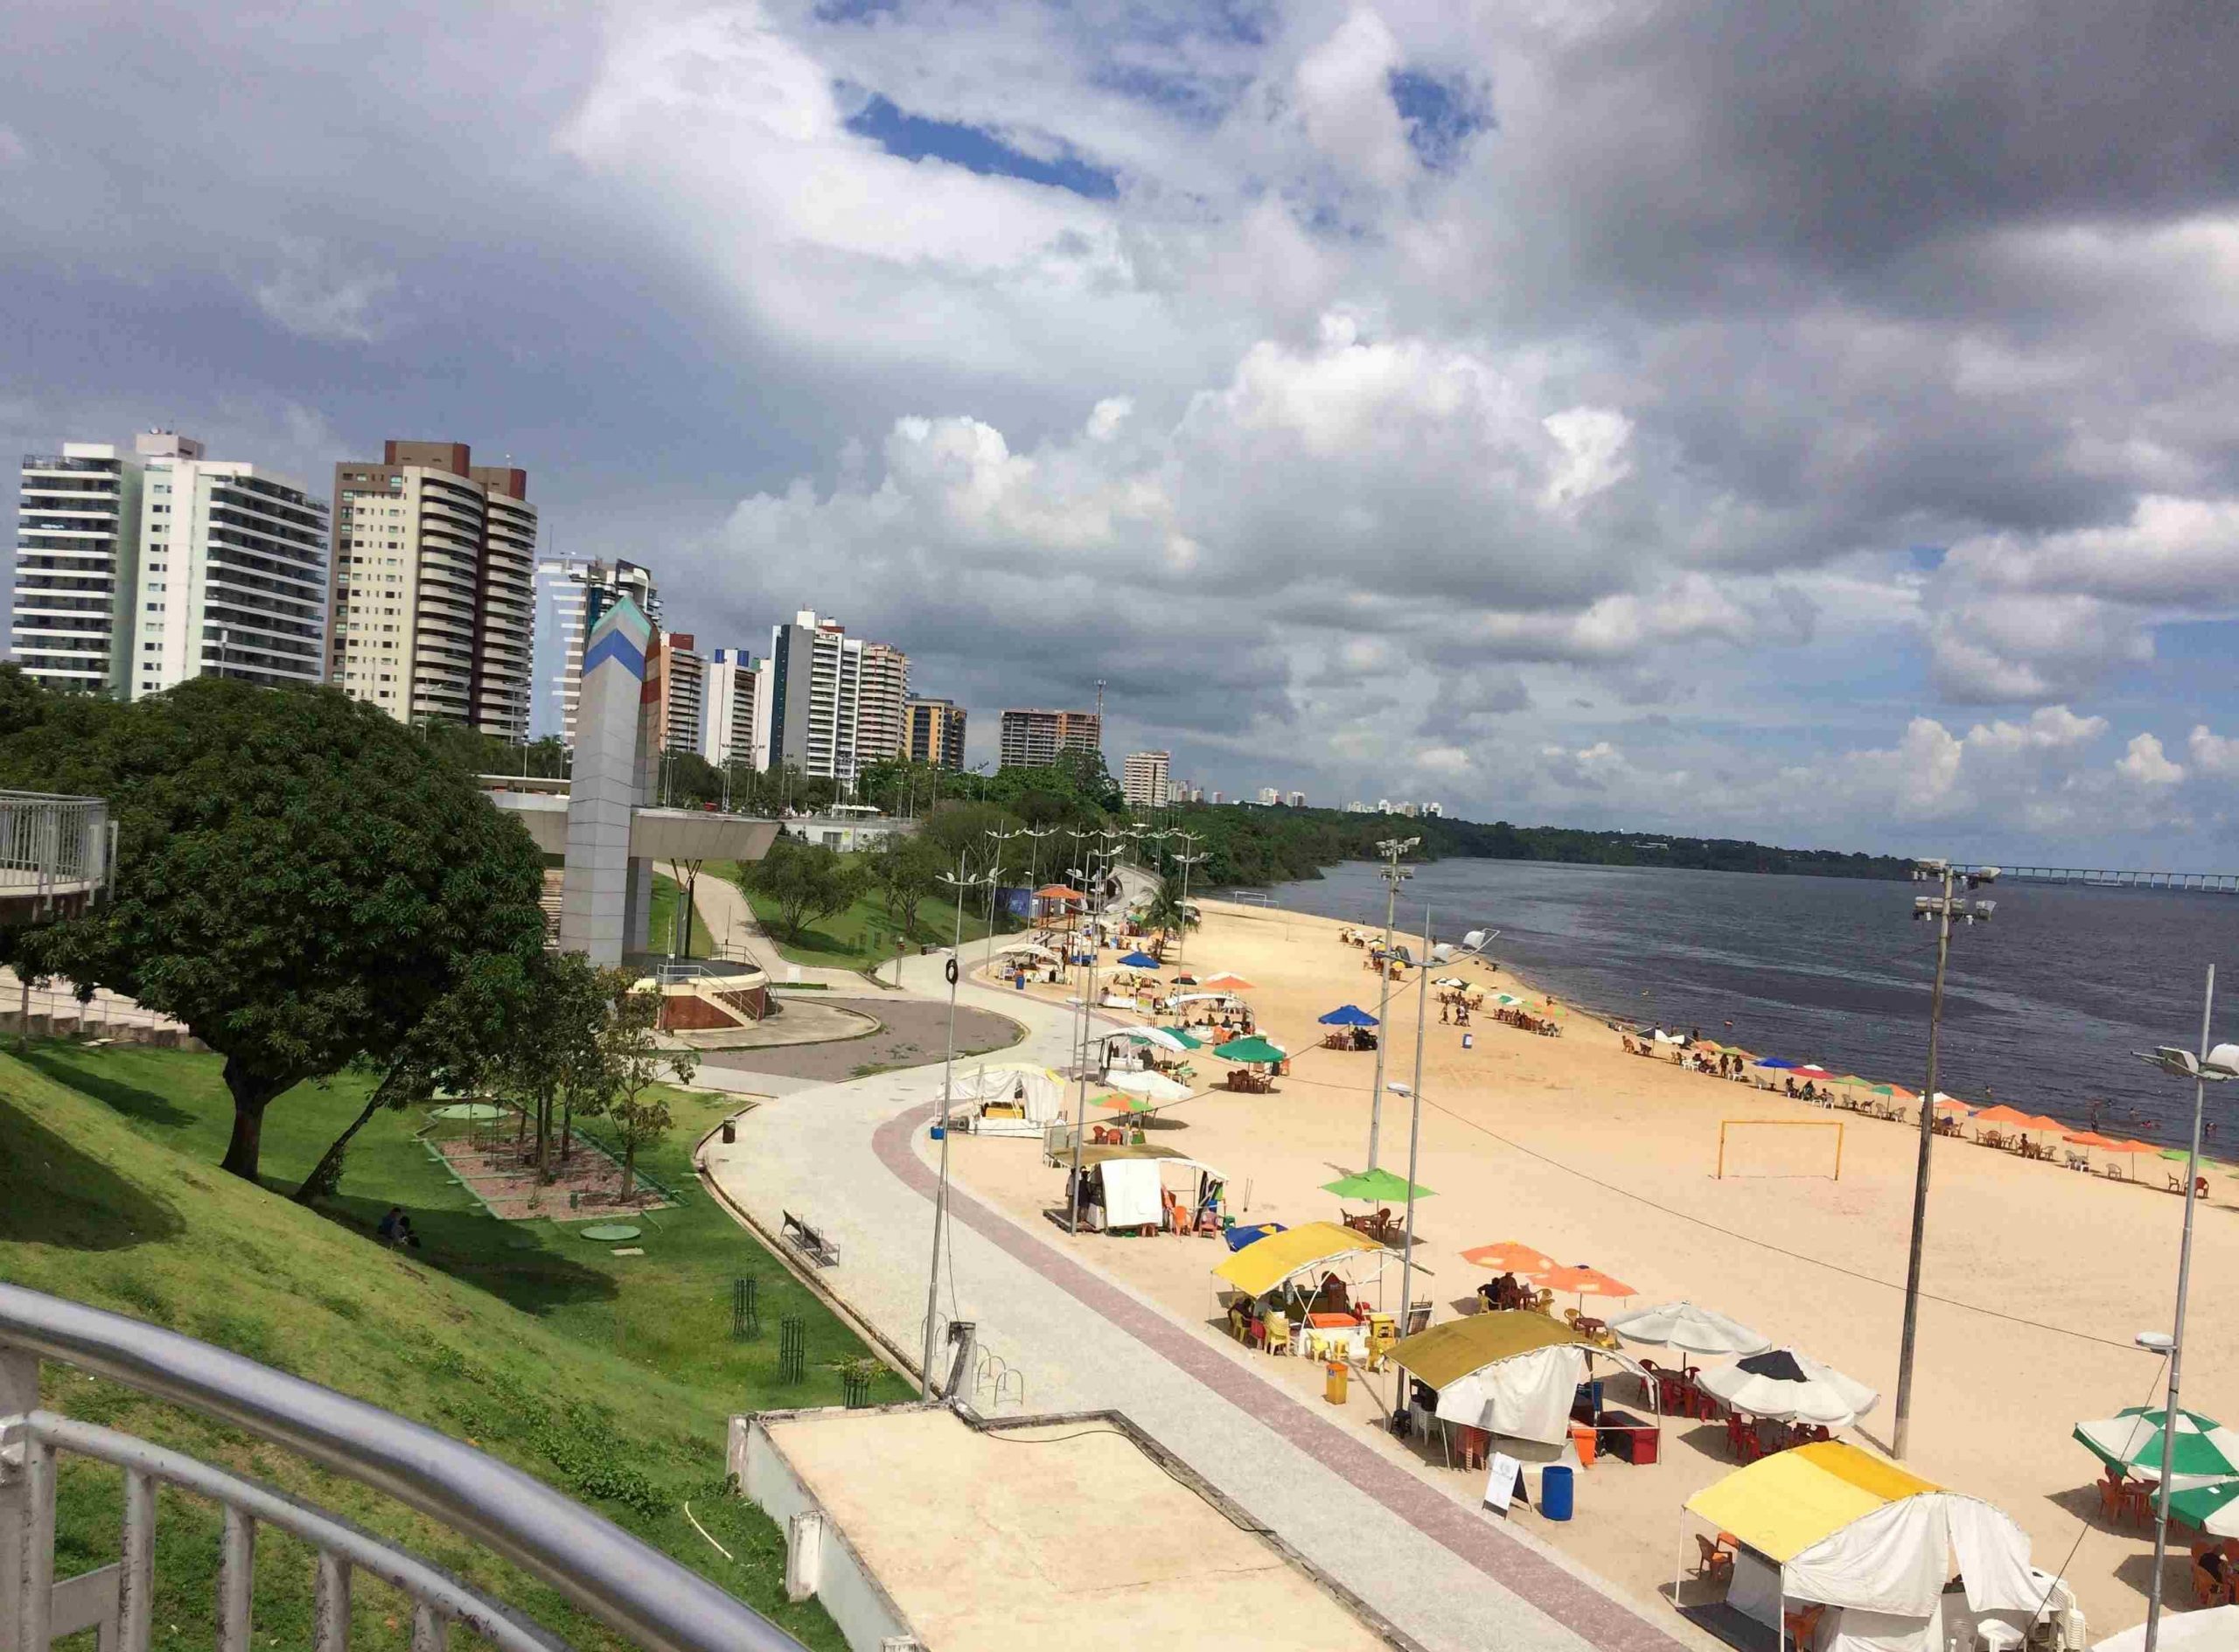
[314,1190,622,1316]
[0,1097,183,1251]
[17,1045,197,1130]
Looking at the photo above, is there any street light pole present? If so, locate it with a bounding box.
[2138,968,2229,1652]
[1892,859,1997,1460]
[1065,838,1116,1233]
[1392,917,1493,1331]
[920,848,983,1398]
[1365,836,1419,1172]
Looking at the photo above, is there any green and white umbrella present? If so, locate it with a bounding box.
[2167,1480,2239,1537]
[2074,1405,2239,1489]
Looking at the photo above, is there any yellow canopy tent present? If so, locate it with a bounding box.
[1390,1310,1592,1389]
[1392,1311,1657,1451]
[1213,1221,1388,1300]
[1678,1443,2044,1652]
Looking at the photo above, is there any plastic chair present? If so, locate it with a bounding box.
[1262,1317,1293,1357]
[1693,1534,1734,1587]
[1782,1601,1824,1650]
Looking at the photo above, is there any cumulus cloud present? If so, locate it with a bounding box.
[250,243,398,344]
[2117,732,2187,787]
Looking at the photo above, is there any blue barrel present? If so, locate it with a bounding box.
[1539,1465,1574,1522]
[1014,975,1026,991]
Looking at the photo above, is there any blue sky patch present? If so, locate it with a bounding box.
[843,92,1119,199]
[1388,70,1488,171]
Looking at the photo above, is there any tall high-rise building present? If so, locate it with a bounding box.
[655,631,705,754]
[1256,785,1280,806]
[701,647,759,766]
[11,442,147,694]
[856,641,910,765]
[12,432,328,699]
[905,697,967,770]
[1285,789,1307,807]
[531,557,659,745]
[329,441,533,735]
[997,708,1102,770]
[1122,750,1170,808]
[763,610,865,783]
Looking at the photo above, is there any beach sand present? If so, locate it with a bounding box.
[948,899,2236,1642]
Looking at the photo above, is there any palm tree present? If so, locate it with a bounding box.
[1142,872,1197,940]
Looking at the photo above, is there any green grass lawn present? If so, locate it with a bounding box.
[0,1041,913,1651]
[710,861,1010,972]
[648,872,716,958]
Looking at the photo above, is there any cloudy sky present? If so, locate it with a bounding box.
[5,1,2238,865]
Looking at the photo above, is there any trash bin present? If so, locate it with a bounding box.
[1539,1464,1573,1522]
[1324,1362,1349,1405]
[1015,975,1025,991]
[720,1119,736,1145]
[930,1122,945,1140]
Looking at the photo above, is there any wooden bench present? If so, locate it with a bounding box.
[781,1209,840,1267]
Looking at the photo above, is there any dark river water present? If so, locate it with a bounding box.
[1266,860,2239,1144]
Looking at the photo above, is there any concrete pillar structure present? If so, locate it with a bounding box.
[560,594,652,964]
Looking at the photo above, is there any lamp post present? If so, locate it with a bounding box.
[1170,827,1205,959]
[1065,833,1126,1232]
[1891,859,1998,1460]
[2132,972,2237,1652]
[1019,826,1055,916]
[1365,837,1419,1172]
[921,851,995,1398]
[982,826,1022,971]
[1388,914,1496,1328]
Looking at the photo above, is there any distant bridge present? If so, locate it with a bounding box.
[1954,864,2239,893]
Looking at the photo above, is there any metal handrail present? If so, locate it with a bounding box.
[0,1285,809,1652]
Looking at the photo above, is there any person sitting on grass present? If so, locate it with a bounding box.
[394,1215,422,1251]
[376,1206,403,1244]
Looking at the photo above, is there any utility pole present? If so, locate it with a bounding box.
[1169,828,1204,959]
[922,851,994,1397]
[1892,860,1997,1459]
[1066,833,1120,1232]
[1365,836,1419,1172]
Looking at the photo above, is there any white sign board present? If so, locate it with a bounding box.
[1482,1451,1523,1515]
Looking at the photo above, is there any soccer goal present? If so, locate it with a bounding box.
[1717,1119,1844,1181]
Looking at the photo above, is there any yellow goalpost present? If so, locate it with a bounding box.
[1717,1119,1844,1181]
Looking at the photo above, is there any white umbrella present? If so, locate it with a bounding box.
[1608,1301,1773,1357]
[2094,1606,2239,1652]
[1126,1027,1189,1054]
[1698,1348,1880,1427]
[1105,1070,1192,1103]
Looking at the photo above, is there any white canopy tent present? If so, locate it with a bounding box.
[940,1064,1066,1138]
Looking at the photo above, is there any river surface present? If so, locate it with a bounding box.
[1263,860,2239,1143]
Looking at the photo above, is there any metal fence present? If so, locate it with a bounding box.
[0,791,109,901]
[0,1284,809,1652]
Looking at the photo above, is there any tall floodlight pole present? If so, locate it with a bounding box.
[1065,838,1117,1233]
[1365,836,1419,1172]
[982,826,1022,970]
[921,849,989,1398]
[1020,826,1055,919]
[1392,918,1494,1328]
[2133,972,2235,1652]
[1170,826,1205,959]
[1891,859,1998,1460]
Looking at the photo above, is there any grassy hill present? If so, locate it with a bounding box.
[0,1042,908,1650]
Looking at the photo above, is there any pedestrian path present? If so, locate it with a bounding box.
[699,952,1691,1652]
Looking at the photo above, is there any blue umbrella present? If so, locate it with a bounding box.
[1119,951,1161,968]
[1755,1056,1800,1070]
[1318,1004,1380,1027]
[1224,1222,1287,1252]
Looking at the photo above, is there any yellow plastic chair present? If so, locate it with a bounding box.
[1262,1316,1294,1357]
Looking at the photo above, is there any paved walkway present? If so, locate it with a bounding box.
[700,952,1691,1652]
[665,861,872,990]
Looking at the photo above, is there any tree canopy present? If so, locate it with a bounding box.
[0,671,551,1181]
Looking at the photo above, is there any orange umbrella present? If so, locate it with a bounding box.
[1035,883,1085,901]
[1461,1241,1556,1273]
[1931,1095,1973,1115]
[1532,1264,1636,1301]
[1973,1105,2039,1127]
[1201,972,1256,992]
[2064,1131,2118,1149]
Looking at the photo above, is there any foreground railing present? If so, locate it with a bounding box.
[0,1284,808,1652]
[0,791,109,899]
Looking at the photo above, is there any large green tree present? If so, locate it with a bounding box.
[0,673,549,1182]
[741,837,862,940]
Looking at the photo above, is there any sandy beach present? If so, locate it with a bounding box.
[947,897,2236,1643]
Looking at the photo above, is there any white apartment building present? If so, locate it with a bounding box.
[330,442,534,735]
[10,443,146,694]
[1285,790,1307,807]
[1121,750,1170,808]
[997,708,1102,770]
[531,556,659,744]
[1256,785,1280,806]
[701,647,759,766]
[764,610,884,784]
[12,432,328,698]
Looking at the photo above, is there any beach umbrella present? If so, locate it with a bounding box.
[1118,951,1162,969]
[1698,1348,1880,1427]
[1973,1104,2040,1127]
[1433,976,1470,988]
[1171,973,1198,986]
[1461,1241,1555,1273]
[1531,1264,1636,1303]
[1106,1070,1191,1103]
[1322,1167,1434,1202]
[2092,1604,2239,1652]
[1722,1047,1759,1063]
[2166,1481,2239,1538]
[1095,1093,1154,1113]
[1212,1035,1285,1065]
[1317,1004,1380,1027]
[2074,1405,2239,1489]
[1754,1056,1799,1070]
[1202,972,1256,992]
[1932,1095,1973,1115]
[1126,1027,1190,1054]
[1608,1301,1773,1357]
[1150,1025,1205,1049]
[1224,1221,1287,1252]
[2064,1131,2118,1149]
[1793,1063,1836,1080]
[1871,1083,1919,1101]
[1491,992,1527,1007]
[1036,883,1085,901]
